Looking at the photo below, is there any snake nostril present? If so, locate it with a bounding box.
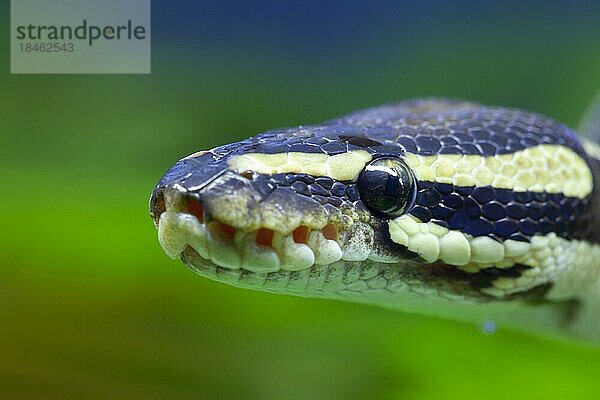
[186,197,204,223]
[150,190,166,222]
[292,226,309,244]
[322,223,338,241]
[256,228,274,247]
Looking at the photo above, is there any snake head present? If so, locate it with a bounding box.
[149,127,430,289]
[149,99,600,342]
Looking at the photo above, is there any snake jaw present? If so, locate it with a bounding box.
[155,185,347,272]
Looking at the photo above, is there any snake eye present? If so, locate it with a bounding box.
[357,157,416,217]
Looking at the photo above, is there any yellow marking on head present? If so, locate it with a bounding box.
[388,215,600,299]
[227,150,372,181]
[404,144,593,198]
[227,144,591,197]
[582,138,600,161]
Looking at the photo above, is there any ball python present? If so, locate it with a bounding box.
[150,98,600,343]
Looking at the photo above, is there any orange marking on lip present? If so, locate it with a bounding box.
[321,223,338,241]
[218,222,236,239]
[186,199,204,223]
[256,228,274,247]
[292,226,309,244]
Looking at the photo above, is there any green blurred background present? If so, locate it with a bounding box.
[3,1,600,399]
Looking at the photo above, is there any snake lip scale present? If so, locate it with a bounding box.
[155,183,345,273]
[150,98,600,343]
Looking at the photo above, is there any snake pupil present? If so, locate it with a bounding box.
[357,157,416,217]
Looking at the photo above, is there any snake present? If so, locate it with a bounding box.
[150,98,600,343]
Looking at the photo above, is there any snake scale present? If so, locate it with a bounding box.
[150,98,600,343]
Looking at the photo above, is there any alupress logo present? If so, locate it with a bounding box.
[11,0,151,74]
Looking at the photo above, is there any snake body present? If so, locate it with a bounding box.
[150,98,600,342]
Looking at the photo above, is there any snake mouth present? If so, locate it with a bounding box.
[153,186,343,273]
